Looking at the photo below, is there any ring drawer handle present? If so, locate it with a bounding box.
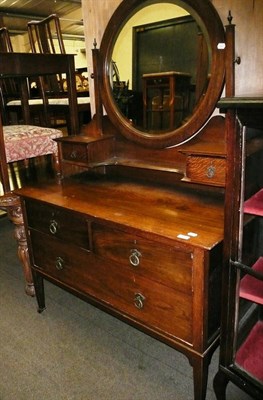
[134,293,145,310]
[49,219,58,235]
[55,256,64,271]
[70,150,77,159]
[206,165,216,178]
[129,249,141,267]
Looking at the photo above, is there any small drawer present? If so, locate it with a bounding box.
[61,143,88,163]
[31,230,193,344]
[185,155,226,186]
[25,200,89,249]
[92,223,193,292]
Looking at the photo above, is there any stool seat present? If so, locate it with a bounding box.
[3,124,63,163]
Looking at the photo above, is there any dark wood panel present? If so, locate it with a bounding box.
[133,16,199,92]
[31,230,194,343]
[92,222,193,290]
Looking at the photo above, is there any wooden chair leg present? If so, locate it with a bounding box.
[0,193,35,296]
[52,152,62,183]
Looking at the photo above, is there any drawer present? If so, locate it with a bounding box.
[31,231,193,344]
[185,155,226,186]
[60,136,114,165]
[92,224,193,292]
[25,200,89,249]
[61,143,88,163]
[147,77,169,86]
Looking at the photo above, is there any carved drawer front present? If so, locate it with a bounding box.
[92,224,193,292]
[61,143,88,163]
[186,155,226,186]
[31,230,193,344]
[25,200,89,249]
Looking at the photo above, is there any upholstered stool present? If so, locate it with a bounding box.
[0,124,63,296]
[3,124,63,163]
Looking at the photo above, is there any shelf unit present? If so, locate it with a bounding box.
[213,98,263,399]
[239,256,263,304]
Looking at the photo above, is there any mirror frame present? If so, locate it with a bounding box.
[99,0,226,148]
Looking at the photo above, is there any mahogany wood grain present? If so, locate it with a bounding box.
[17,175,224,400]
[18,176,224,249]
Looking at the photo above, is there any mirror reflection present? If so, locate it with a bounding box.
[111,2,211,133]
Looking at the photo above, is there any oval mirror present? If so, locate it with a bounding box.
[100,0,225,148]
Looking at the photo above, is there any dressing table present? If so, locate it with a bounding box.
[15,1,236,399]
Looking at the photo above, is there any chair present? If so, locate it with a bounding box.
[0,123,62,191]
[0,111,63,296]
[0,27,48,127]
[0,27,24,125]
[28,14,91,132]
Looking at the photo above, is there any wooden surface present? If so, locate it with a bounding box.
[17,173,224,400]
[17,175,224,250]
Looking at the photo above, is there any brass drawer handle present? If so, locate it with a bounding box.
[49,219,58,235]
[129,249,141,267]
[134,293,145,309]
[206,165,216,178]
[55,256,64,271]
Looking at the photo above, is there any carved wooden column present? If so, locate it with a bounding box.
[0,193,35,297]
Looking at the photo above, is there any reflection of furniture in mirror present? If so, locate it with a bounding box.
[142,71,191,130]
[14,1,230,400]
[213,99,263,400]
[111,61,133,120]
[122,13,210,131]
[101,0,225,148]
[133,15,200,93]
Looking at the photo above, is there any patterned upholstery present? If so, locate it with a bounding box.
[3,124,63,163]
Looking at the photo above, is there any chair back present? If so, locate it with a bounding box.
[28,14,65,55]
[28,14,66,96]
[0,27,13,52]
[0,27,23,124]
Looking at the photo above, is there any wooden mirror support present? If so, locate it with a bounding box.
[99,0,226,148]
[59,0,229,186]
